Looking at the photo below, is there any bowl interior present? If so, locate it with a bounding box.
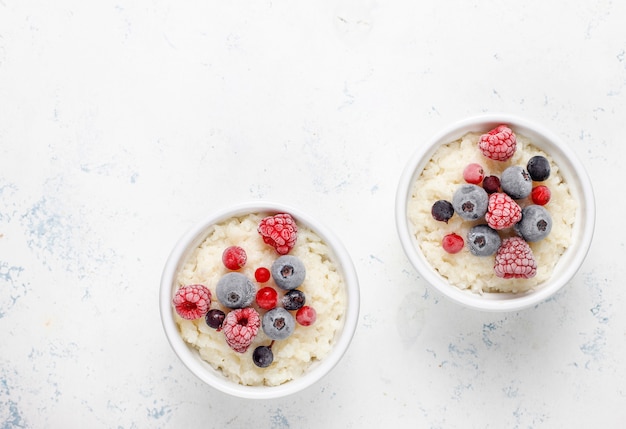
[396,114,595,311]
[160,201,360,398]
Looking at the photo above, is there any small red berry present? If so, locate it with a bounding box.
[531,185,551,205]
[442,233,464,254]
[482,175,501,194]
[222,246,247,270]
[254,267,271,283]
[256,286,278,310]
[296,306,317,326]
[463,163,484,184]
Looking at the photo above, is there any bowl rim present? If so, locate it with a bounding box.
[395,113,596,311]
[159,200,360,399]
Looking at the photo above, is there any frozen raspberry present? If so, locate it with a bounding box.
[222,246,247,270]
[172,284,212,320]
[494,237,537,279]
[222,307,261,353]
[463,163,484,184]
[531,185,551,205]
[485,192,522,230]
[258,213,298,255]
[478,125,517,161]
[442,233,464,254]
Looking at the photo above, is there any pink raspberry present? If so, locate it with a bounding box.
[478,125,517,161]
[173,284,212,320]
[258,213,298,255]
[494,237,537,279]
[485,192,522,230]
[222,307,260,353]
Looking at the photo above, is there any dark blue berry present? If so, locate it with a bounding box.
[282,289,306,310]
[216,272,256,309]
[467,225,502,256]
[252,345,274,368]
[271,255,306,290]
[452,184,488,221]
[262,307,295,340]
[482,175,501,194]
[514,205,552,242]
[431,200,454,223]
[205,309,226,329]
[501,166,532,199]
[527,156,551,181]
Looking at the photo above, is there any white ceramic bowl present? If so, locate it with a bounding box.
[396,114,595,312]
[160,201,360,399]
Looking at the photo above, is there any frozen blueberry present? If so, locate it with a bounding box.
[262,307,295,340]
[501,166,532,199]
[515,205,552,242]
[452,184,489,221]
[527,155,551,181]
[216,272,256,309]
[431,200,454,223]
[271,255,306,290]
[282,289,306,311]
[252,345,274,368]
[467,224,502,256]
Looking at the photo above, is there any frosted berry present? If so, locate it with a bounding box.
[258,213,298,255]
[271,255,306,290]
[262,307,295,340]
[485,193,522,230]
[501,166,532,199]
[467,224,501,257]
[222,307,261,353]
[173,284,212,320]
[452,184,489,221]
[514,205,552,242]
[527,155,551,181]
[254,267,271,283]
[463,163,484,184]
[482,175,501,194]
[431,200,454,223]
[531,185,551,205]
[478,125,517,161]
[256,286,278,310]
[282,289,306,311]
[216,272,256,309]
[222,246,247,270]
[494,237,537,279]
[296,306,317,326]
[205,309,226,330]
[442,233,464,254]
[252,345,274,368]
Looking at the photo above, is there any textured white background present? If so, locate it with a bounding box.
[1,1,624,428]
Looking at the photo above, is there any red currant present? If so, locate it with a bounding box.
[296,306,316,326]
[222,246,247,270]
[442,233,464,254]
[256,286,278,310]
[254,267,271,283]
[531,185,551,205]
[463,163,484,185]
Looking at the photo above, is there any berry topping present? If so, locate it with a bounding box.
[216,272,256,309]
[296,306,317,326]
[222,246,247,270]
[501,166,532,199]
[485,192,522,230]
[254,267,271,283]
[494,237,537,279]
[258,213,298,255]
[271,255,306,290]
[282,289,306,311]
[527,155,551,181]
[531,185,551,206]
[466,225,502,257]
[222,307,261,353]
[452,184,489,221]
[256,286,279,310]
[482,175,501,194]
[478,125,517,161]
[442,233,464,254]
[252,345,274,368]
[173,284,212,320]
[262,307,296,340]
[463,163,485,184]
[431,200,455,223]
[205,309,226,330]
[514,205,553,242]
